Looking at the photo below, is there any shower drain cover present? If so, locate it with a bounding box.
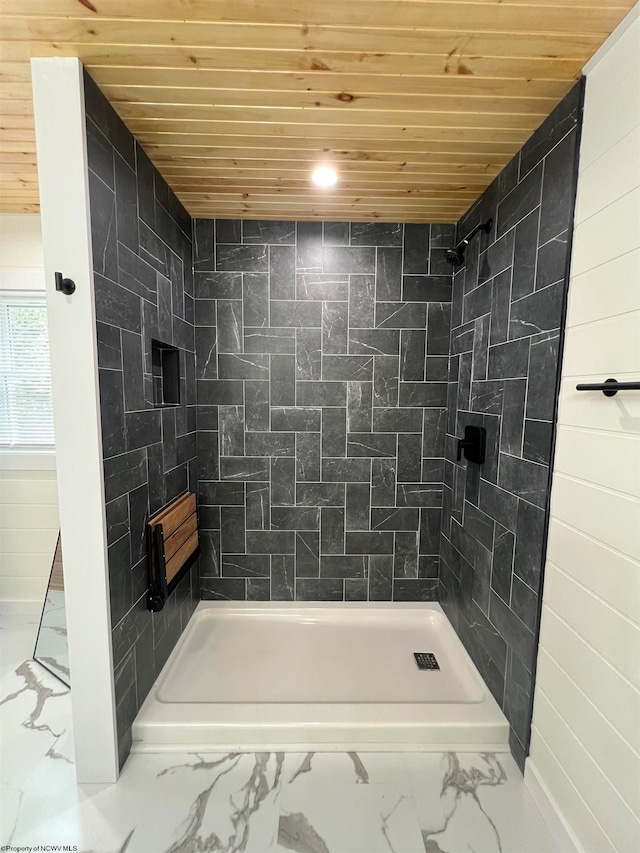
[414,652,440,671]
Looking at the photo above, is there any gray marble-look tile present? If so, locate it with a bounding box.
[403,223,430,275]
[478,229,515,288]
[215,218,242,244]
[244,326,296,354]
[322,301,349,355]
[351,221,403,247]
[271,300,322,329]
[526,332,560,421]
[270,244,296,299]
[539,129,579,245]
[216,243,268,272]
[323,220,350,246]
[297,273,349,301]
[513,498,546,591]
[523,419,553,465]
[272,554,295,600]
[246,482,270,530]
[243,219,295,245]
[296,530,320,576]
[322,355,373,382]
[217,299,243,353]
[509,281,563,340]
[400,329,426,382]
[536,232,568,290]
[376,247,403,300]
[88,171,118,282]
[348,328,400,356]
[272,355,296,406]
[243,272,269,328]
[496,162,543,238]
[296,328,322,380]
[296,432,321,483]
[501,379,527,457]
[498,454,549,509]
[272,407,321,432]
[219,405,245,456]
[323,245,375,274]
[322,407,347,457]
[296,221,323,272]
[349,274,376,328]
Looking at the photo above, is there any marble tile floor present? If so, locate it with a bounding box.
[0,602,559,853]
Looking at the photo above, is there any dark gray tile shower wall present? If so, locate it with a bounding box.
[84,71,199,766]
[193,220,454,602]
[83,65,580,773]
[438,82,583,769]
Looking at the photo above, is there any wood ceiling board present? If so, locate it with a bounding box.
[0,98,34,115]
[0,131,36,144]
[0,140,37,152]
[172,191,483,205]
[103,85,560,117]
[0,153,37,164]
[0,173,37,183]
[0,19,605,60]
[91,68,574,100]
[0,61,30,82]
[146,144,520,161]
[0,43,587,80]
[157,165,502,179]
[1,0,628,33]
[0,204,39,212]
[126,121,531,143]
[179,203,478,220]
[0,1,636,220]
[184,203,466,214]
[118,115,541,142]
[179,190,477,201]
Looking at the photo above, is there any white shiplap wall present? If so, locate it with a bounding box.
[0,469,59,600]
[527,8,640,852]
[0,213,59,601]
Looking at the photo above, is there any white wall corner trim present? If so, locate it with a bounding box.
[525,761,586,853]
[31,57,119,784]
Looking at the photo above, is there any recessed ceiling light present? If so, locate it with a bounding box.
[311,166,338,187]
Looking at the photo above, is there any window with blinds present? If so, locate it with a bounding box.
[0,294,55,449]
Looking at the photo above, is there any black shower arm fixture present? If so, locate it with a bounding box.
[445,218,493,268]
[460,219,493,249]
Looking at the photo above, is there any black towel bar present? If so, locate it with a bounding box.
[575,378,640,397]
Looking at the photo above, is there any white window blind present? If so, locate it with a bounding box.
[0,294,55,449]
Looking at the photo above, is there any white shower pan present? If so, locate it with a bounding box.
[132,601,509,753]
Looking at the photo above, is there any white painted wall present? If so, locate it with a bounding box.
[0,213,45,291]
[0,212,59,601]
[0,470,59,601]
[526,7,640,852]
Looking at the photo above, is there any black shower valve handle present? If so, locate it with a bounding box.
[456,425,486,465]
[456,437,475,461]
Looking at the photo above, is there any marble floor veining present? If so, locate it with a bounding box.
[0,602,559,853]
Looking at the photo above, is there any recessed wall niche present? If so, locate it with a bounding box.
[152,339,181,407]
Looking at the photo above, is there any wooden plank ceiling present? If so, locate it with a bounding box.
[0,1,635,222]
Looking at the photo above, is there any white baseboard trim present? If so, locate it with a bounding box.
[525,760,585,853]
